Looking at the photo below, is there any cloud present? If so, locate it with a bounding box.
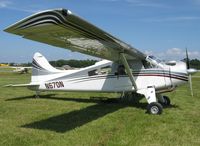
[0,0,11,8]
[145,48,200,60]
[141,16,200,22]
[193,0,200,5]
[166,48,200,59]
[166,48,184,56]
[126,0,166,7]
[100,0,167,8]
[7,7,41,13]
[0,0,41,13]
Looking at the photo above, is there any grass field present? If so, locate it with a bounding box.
[0,70,200,146]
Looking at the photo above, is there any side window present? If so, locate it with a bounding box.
[88,70,97,76]
[88,65,112,76]
[100,65,112,75]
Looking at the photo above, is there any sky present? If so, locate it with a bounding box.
[0,0,200,63]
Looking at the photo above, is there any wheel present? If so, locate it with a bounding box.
[163,96,171,106]
[147,102,163,115]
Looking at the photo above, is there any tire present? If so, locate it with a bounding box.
[147,102,163,115]
[163,96,171,106]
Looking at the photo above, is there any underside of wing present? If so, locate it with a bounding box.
[4,8,146,61]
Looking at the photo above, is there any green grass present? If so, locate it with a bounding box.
[0,71,200,146]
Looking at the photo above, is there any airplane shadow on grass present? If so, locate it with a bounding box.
[23,102,130,133]
[7,94,178,133]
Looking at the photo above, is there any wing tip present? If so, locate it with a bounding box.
[4,8,72,33]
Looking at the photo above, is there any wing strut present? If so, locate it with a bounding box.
[120,53,138,91]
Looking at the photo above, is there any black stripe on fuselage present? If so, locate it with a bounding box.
[132,72,188,81]
[51,72,188,83]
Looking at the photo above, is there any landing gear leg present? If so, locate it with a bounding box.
[120,91,125,99]
[137,86,163,115]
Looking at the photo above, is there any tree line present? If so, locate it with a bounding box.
[49,59,97,68]
[190,59,200,69]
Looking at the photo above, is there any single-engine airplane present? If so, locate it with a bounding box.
[4,8,197,114]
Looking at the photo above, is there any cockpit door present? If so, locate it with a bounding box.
[163,67,173,88]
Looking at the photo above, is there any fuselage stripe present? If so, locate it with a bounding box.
[50,73,188,83]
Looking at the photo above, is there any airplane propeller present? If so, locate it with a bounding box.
[185,48,197,97]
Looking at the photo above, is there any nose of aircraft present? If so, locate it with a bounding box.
[184,48,198,75]
[171,61,196,97]
[176,61,197,75]
[172,61,188,73]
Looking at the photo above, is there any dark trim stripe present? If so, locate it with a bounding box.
[132,70,187,76]
[72,74,188,83]
[15,10,121,48]
[132,72,188,80]
[18,16,60,29]
[32,59,45,71]
[17,13,105,42]
[22,21,58,30]
[17,11,65,28]
[51,72,188,83]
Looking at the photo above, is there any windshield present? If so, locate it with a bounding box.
[148,55,162,64]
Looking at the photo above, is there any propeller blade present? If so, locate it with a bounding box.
[188,74,194,97]
[185,48,196,96]
[186,48,190,69]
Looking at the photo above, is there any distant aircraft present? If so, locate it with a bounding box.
[4,9,197,114]
[0,64,31,74]
[12,66,32,74]
[0,64,9,67]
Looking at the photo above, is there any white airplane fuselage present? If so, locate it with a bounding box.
[38,70,184,93]
[30,53,188,94]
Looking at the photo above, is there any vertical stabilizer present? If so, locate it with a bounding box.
[31,52,62,83]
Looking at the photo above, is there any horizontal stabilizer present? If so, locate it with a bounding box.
[4,84,37,87]
[4,83,39,90]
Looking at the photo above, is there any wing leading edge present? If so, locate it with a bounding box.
[4,8,146,61]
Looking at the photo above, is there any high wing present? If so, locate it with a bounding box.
[4,8,146,61]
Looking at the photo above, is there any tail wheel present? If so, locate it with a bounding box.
[147,102,163,115]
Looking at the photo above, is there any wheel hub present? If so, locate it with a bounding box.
[151,106,159,114]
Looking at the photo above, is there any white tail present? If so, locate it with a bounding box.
[31,52,63,83]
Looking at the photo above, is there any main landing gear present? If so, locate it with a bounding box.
[147,102,163,115]
[137,86,171,115]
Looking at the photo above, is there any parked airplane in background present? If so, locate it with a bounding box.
[12,66,32,74]
[4,8,197,114]
[0,64,9,67]
[1,66,31,73]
